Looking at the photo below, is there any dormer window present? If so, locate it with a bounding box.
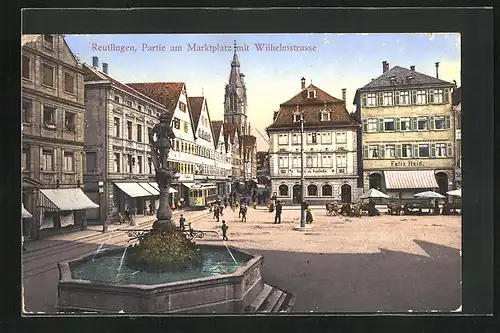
[43,34,54,49]
[308,90,317,99]
[321,111,331,121]
[389,76,397,84]
[406,75,414,81]
[293,113,301,122]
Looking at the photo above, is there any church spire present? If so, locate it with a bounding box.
[231,40,240,67]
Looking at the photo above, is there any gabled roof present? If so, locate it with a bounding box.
[211,120,224,146]
[360,66,455,91]
[83,65,166,110]
[126,82,184,112]
[268,84,359,131]
[188,97,205,129]
[223,123,238,145]
[452,87,462,105]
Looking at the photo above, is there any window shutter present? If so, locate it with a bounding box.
[395,117,401,131]
[362,93,367,107]
[426,90,431,104]
[413,144,419,158]
[411,90,416,104]
[431,143,436,157]
[412,117,418,130]
[445,115,451,129]
[378,118,384,132]
[444,89,450,103]
[363,119,368,132]
[447,142,453,157]
[363,145,368,158]
[377,92,383,106]
[394,91,400,105]
[396,144,402,157]
[429,116,435,130]
[379,144,385,158]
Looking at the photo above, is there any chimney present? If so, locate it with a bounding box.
[273,111,278,121]
[342,88,346,101]
[410,65,415,71]
[92,56,99,68]
[435,62,440,78]
[301,77,306,89]
[382,61,389,73]
[102,62,108,74]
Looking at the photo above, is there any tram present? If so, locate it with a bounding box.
[188,183,219,208]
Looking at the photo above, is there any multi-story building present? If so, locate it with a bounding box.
[223,123,244,193]
[83,58,167,222]
[353,61,457,199]
[241,133,258,189]
[21,34,98,239]
[256,151,270,185]
[267,78,360,205]
[211,120,233,195]
[452,86,461,188]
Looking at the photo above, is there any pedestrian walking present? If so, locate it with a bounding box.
[219,204,224,216]
[253,201,257,209]
[179,214,186,231]
[213,204,218,219]
[306,204,313,224]
[221,220,229,241]
[214,206,220,222]
[149,202,154,216]
[241,204,248,222]
[274,200,282,224]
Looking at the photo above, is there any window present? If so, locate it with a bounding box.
[43,34,54,48]
[137,124,143,142]
[126,100,132,107]
[308,133,318,144]
[385,144,395,158]
[43,105,56,124]
[65,112,75,129]
[322,184,333,196]
[383,92,393,106]
[418,144,430,157]
[173,117,180,129]
[41,149,53,171]
[184,121,189,133]
[127,121,132,140]
[432,89,444,103]
[291,133,302,144]
[147,157,153,174]
[434,116,445,130]
[368,145,379,158]
[399,91,410,105]
[384,118,395,131]
[321,111,331,121]
[137,156,143,173]
[402,144,412,158]
[22,146,30,171]
[435,143,447,157]
[64,72,75,93]
[322,155,332,167]
[367,119,378,132]
[22,55,31,79]
[308,90,316,98]
[138,105,142,112]
[366,93,376,107]
[114,153,121,172]
[306,155,317,167]
[22,99,32,123]
[293,114,301,122]
[307,184,318,196]
[292,156,300,167]
[417,117,428,130]
[86,152,97,172]
[278,156,288,168]
[416,90,427,104]
[63,152,74,171]
[179,102,187,112]
[114,96,120,103]
[127,155,133,173]
[336,154,347,168]
[336,132,347,143]
[278,134,288,145]
[377,92,383,106]
[321,132,332,143]
[42,63,54,87]
[278,184,289,196]
[114,117,120,137]
[400,117,411,131]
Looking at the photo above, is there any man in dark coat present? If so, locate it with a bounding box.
[274,200,283,224]
[221,220,229,241]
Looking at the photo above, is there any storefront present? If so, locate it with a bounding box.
[114,182,157,215]
[382,170,440,201]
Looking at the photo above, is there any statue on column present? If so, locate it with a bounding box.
[149,111,178,231]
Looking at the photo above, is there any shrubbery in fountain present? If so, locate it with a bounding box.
[126,230,202,273]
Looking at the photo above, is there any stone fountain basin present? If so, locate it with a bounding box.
[57,245,264,313]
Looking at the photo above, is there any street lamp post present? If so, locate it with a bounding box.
[98,181,106,232]
[299,110,306,228]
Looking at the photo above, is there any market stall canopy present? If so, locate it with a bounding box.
[446,189,462,197]
[384,170,439,189]
[39,188,99,211]
[22,204,32,218]
[414,191,446,199]
[359,188,390,199]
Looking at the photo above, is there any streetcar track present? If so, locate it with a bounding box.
[23,211,210,279]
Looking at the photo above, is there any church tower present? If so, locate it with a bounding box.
[224,40,248,135]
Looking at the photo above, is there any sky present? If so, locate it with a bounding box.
[65,33,461,150]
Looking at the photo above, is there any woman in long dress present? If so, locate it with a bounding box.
[306,204,313,224]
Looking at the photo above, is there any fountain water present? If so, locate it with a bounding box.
[93,233,113,261]
[115,246,129,282]
[215,230,238,265]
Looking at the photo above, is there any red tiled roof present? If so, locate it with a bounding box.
[126,82,184,112]
[211,120,223,146]
[282,84,343,105]
[188,97,205,129]
[223,123,238,144]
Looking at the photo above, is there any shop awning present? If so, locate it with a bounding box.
[114,182,154,198]
[22,204,32,218]
[149,182,178,193]
[39,188,99,211]
[384,170,439,189]
[138,182,160,196]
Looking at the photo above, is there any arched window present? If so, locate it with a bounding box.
[322,184,333,196]
[307,184,318,196]
[278,184,289,196]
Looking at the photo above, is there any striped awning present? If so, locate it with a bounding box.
[384,170,439,189]
[149,182,177,193]
[39,188,99,211]
[114,182,155,198]
[22,204,32,218]
[138,182,160,196]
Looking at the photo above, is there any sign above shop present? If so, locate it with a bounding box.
[390,160,424,168]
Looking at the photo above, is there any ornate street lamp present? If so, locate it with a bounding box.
[294,105,306,229]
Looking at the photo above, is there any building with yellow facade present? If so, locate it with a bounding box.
[353,61,457,199]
